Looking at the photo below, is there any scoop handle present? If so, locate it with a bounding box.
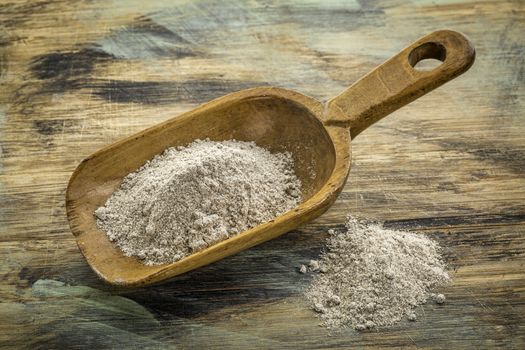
[323,30,475,138]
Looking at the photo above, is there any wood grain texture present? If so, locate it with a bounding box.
[0,0,524,348]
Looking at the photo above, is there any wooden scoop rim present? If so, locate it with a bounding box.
[66,87,351,286]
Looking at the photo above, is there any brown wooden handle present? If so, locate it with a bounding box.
[323,29,475,138]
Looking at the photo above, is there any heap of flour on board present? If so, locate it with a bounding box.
[301,217,450,330]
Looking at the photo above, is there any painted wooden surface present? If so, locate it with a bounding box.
[0,0,524,348]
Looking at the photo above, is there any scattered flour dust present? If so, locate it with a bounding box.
[95,139,302,265]
[303,217,450,330]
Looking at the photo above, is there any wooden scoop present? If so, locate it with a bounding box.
[67,30,475,286]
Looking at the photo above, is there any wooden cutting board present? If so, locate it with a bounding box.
[0,0,523,348]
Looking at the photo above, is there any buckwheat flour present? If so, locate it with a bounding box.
[95,139,301,265]
[304,217,450,330]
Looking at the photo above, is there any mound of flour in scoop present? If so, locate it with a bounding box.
[95,139,301,265]
[304,217,450,330]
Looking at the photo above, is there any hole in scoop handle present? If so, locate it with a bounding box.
[324,30,475,138]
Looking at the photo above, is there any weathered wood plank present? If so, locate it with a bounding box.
[1,0,524,348]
